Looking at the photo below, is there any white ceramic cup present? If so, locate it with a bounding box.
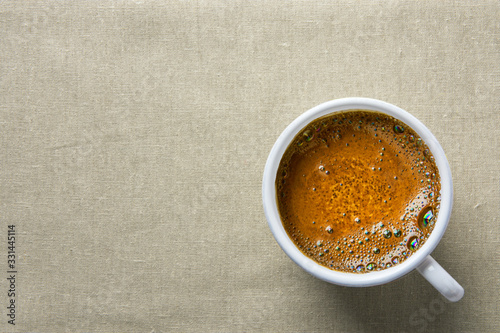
[262,98,464,302]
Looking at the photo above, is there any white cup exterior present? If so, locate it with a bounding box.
[262,98,454,288]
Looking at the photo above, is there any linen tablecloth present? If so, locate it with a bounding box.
[1,1,498,332]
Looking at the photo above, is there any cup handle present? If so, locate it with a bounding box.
[416,256,464,302]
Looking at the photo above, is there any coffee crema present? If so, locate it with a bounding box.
[276,110,441,273]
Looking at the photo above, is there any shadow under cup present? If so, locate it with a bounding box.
[262,98,459,297]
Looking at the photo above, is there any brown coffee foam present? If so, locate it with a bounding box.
[276,110,441,273]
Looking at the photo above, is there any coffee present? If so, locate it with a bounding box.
[276,110,441,273]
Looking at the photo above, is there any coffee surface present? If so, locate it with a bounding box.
[276,110,441,273]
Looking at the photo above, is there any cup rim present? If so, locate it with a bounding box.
[262,97,453,287]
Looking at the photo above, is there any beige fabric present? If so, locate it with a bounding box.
[1,1,498,332]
